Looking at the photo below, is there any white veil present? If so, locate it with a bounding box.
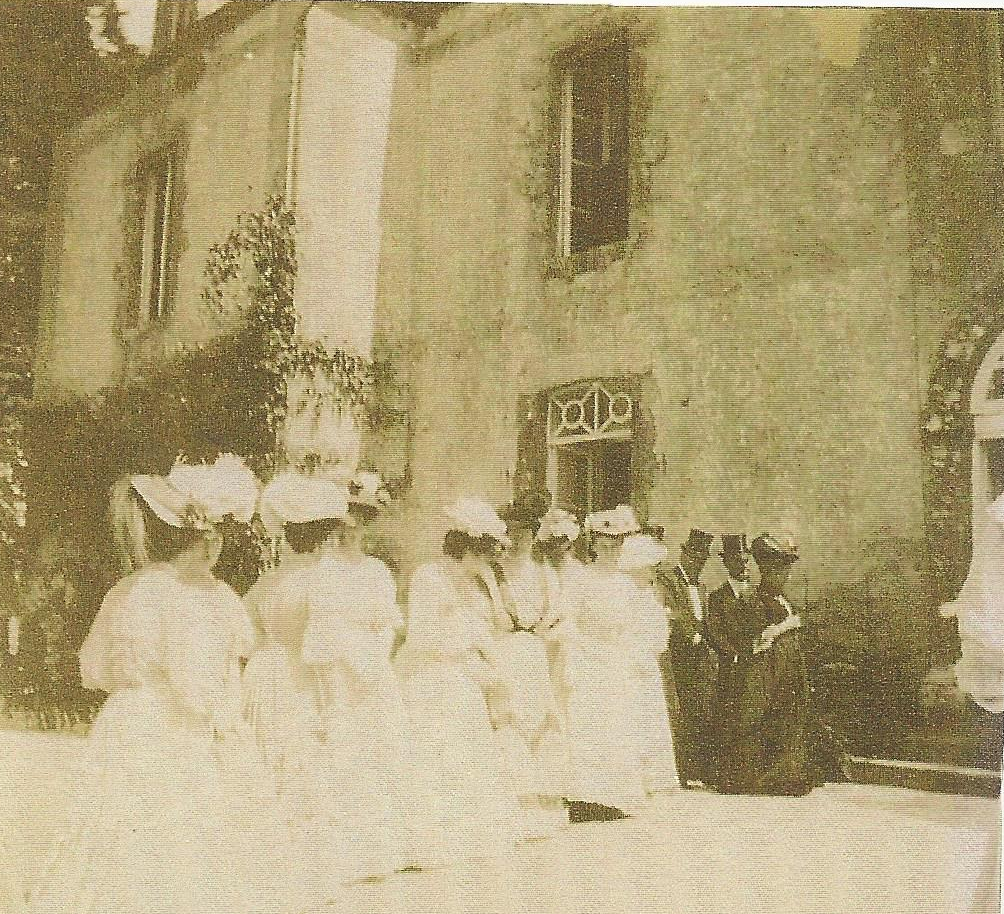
[942,492,1004,712]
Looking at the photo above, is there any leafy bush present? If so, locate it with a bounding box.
[1,197,382,728]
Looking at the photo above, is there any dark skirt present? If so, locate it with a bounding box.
[716,631,820,796]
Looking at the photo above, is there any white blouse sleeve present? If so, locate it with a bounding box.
[79,577,149,693]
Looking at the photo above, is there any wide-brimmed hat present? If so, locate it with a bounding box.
[132,453,258,529]
[585,504,641,538]
[347,471,391,512]
[259,470,350,533]
[536,507,581,544]
[750,533,799,569]
[130,474,203,529]
[444,497,511,547]
[681,528,714,556]
[619,533,669,571]
[720,533,750,557]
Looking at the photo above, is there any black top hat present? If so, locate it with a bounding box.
[750,533,799,569]
[642,524,665,542]
[499,490,551,530]
[720,534,750,557]
[681,528,714,555]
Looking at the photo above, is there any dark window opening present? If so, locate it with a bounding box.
[556,40,631,257]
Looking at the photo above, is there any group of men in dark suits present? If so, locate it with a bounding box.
[651,527,832,796]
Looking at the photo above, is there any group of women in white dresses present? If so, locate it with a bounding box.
[16,454,681,914]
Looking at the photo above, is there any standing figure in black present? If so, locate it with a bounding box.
[656,528,717,788]
[705,533,753,785]
[715,533,820,796]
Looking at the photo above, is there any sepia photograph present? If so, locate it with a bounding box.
[0,0,1001,911]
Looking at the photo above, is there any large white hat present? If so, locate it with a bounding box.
[444,497,511,546]
[585,504,641,537]
[131,453,258,529]
[536,508,581,544]
[167,454,259,524]
[618,533,668,571]
[130,474,200,529]
[259,470,350,532]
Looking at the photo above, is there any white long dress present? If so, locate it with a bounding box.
[272,552,411,887]
[490,556,570,835]
[395,561,520,867]
[943,497,1004,712]
[623,579,680,793]
[26,565,312,914]
[242,554,322,787]
[556,565,648,814]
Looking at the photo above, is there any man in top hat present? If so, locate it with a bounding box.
[705,534,754,664]
[656,527,718,788]
[715,533,820,796]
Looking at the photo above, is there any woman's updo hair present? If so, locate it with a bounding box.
[284,517,343,554]
[347,502,379,527]
[442,530,497,560]
[109,477,209,573]
[138,499,205,563]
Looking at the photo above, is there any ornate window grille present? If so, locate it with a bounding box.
[546,379,634,446]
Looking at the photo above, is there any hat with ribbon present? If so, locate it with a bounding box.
[535,507,581,544]
[258,470,351,533]
[750,532,799,569]
[166,454,259,525]
[585,504,641,538]
[444,497,511,547]
[131,453,259,530]
[618,533,669,571]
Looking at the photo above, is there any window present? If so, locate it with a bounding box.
[545,379,635,516]
[555,40,631,258]
[132,148,178,325]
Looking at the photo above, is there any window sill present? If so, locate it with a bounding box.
[544,236,634,280]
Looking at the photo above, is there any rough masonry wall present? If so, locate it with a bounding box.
[380,6,934,592]
[34,3,304,396]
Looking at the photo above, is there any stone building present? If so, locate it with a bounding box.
[32,2,1004,654]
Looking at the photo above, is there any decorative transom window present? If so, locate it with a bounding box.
[547,380,634,445]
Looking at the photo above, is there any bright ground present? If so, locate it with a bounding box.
[2,731,999,914]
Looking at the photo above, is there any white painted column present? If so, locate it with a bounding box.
[282,7,399,468]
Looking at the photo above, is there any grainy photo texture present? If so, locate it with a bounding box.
[0,1,1001,912]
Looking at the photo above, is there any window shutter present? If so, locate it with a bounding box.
[515,393,548,496]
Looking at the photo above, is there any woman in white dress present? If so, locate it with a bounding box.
[27,455,311,914]
[558,504,649,822]
[395,497,520,867]
[296,470,416,883]
[247,469,410,889]
[618,533,681,795]
[241,472,347,788]
[489,492,569,838]
[942,492,1004,712]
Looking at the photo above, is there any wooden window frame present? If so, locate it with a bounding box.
[127,142,181,329]
[552,35,632,269]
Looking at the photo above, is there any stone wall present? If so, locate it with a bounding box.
[34,1,306,396]
[374,6,958,594]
